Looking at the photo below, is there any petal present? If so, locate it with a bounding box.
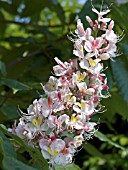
[79,59,89,70]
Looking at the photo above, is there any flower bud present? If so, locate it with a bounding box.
[99,53,110,60]
[108,20,114,31]
[86,16,94,27]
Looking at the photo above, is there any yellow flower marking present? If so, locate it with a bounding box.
[89,58,97,67]
[81,101,86,110]
[78,137,82,141]
[75,101,86,110]
[77,73,85,82]
[47,148,58,156]
[47,148,52,155]
[79,45,83,51]
[75,102,82,108]
[32,117,42,127]
[71,115,79,123]
[49,82,55,89]
[54,150,59,156]
[66,94,76,103]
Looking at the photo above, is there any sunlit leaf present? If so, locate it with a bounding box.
[54,164,81,170]
[94,131,124,150]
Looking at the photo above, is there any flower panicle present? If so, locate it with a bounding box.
[8,3,122,167]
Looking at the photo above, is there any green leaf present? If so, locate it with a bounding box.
[94,131,124,150]
[0,78,32,92]
[83,142,104,157]
[54,164,81,170]
[0,140,17,158]
[0,102,19,123]
[21,0,65,24]
[0,125,48,170]
[3,156,37,170]
[0,61,7,76]
[122,44,128,58]
[111,58,128,103]
[101,91,128,120]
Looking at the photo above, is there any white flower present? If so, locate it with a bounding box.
[84,122,97,132]
[53,153,72,165]
[73,100,94,116]
[72,71,86,85]
[73,134,84,148]
[84,36,104,54]
[79,58,102,74]
[77,82,87,92]
[43,76,58,93]
[38,98,51,117]
[92,7,111,23]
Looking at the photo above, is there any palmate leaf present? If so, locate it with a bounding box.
[111,58,128,103]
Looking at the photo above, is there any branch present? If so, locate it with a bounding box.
[7,48,43,68]
[0,19,68,28]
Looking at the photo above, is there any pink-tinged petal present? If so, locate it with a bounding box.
[75,121,84,130]
[86,16,94,27]
[84,122,97,132]
[48,96,52,110]
[108,20,114,30]
[100,9,110,16]
[39,138,49,149]
[75,19,86,37]
[99,17,111,23]
[92,8,99,15]
[50,139,65,152]
[48,115,58,128]
[85,88,95,95]
[102,84,108,90]
[54,57,67,69]
[73,49,84,58]
[53,65,67,76]
[77,82,87,92]
[84,41,92,52]
[58,91,62,101]
[79,59,89,70]
[58,114,69,125]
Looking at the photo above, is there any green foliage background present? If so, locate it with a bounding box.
[0,0,128,169]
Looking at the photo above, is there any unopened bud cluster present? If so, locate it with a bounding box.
[9,5,121,168]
